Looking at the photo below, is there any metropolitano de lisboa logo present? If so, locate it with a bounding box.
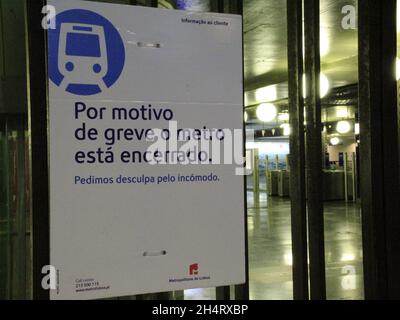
[48,9,125,96]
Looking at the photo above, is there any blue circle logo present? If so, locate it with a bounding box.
[48,9,125,96]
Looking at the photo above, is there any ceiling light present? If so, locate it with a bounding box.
[336,107,348,118]
[320,73,330,98]
[340,254,355,262]
[302,31,330,58]
[255,85,277,103]
[280,123,291,136]
[355,123,360,135]
[330,137,341,146]
[244,111,248,122]
[396,57,400,80]
[256,103,277,122]
[303,73,330,98]
[336,120,351,134]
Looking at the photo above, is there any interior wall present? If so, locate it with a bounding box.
[327,140,356,162]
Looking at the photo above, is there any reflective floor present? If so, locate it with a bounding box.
[185,187,364,300]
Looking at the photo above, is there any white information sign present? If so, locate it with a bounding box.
[47,0,245,300]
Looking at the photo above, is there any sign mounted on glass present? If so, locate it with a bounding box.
[47,0,245,300]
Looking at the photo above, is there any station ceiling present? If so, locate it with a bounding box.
[243,0,358,93]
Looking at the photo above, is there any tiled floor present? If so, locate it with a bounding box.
[185,187,364,300]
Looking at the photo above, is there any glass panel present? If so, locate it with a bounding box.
[0,0,32,299]
[0,119,31,299]
[0,0,371,301]
[320,0,364,300]
[244,1,293,300]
